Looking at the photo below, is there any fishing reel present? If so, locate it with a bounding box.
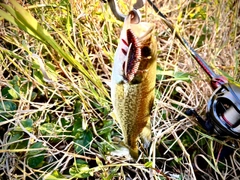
[188,82,240,138]
[208,83,240,137]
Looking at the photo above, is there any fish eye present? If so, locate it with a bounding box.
[141,46,151,57]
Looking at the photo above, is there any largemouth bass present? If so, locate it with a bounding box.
[111,10,157,159]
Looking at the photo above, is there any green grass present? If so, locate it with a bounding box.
[0,0,239,179]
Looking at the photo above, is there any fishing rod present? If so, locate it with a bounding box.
[103,0,240,138]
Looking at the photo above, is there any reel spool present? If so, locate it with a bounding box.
[207,83,240,138]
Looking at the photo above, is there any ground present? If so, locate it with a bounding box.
[0,0,239,179]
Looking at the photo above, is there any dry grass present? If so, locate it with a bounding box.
[0,0,239,179]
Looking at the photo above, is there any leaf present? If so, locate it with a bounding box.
[96,156,103,167]
[44,170,68,180]
[8,132,28,150]
[33,70,45,85]
[8,131,29,150]
[40,123,55,135]
[156,68,191,82]
[0,100,17,122]
[76,159,88,165]
[20,82,37,101]
[74,129,93,154]
[28,155,45,169]
[72,100,83,134]
[0,6,44,43]
[27,142,45,168]
[97,120,113,136]
[69,164,93,178]
[105,166,120,180]
[40,123,62,137]
[1,76,20,99]
[96,120,113,142]
[8,132,23,143]
[27,142,45,156]
[21,118,33,128]
[65,3,72,38]
[10,76,20,98]
[8,88,19,99]
[10,138,28,150]
[144,161,153,168]
[1,87,14,99]
[20,119,33,132]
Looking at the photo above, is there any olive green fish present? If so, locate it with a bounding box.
[111,10,157,159]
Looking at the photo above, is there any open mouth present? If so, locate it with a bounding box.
[121,29,141,82]
[120,25,154,83]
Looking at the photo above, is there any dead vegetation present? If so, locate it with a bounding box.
[0,0,239,179]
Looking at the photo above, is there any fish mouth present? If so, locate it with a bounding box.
[121,21,154,83]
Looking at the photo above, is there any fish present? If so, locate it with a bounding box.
[111,10,157,159]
